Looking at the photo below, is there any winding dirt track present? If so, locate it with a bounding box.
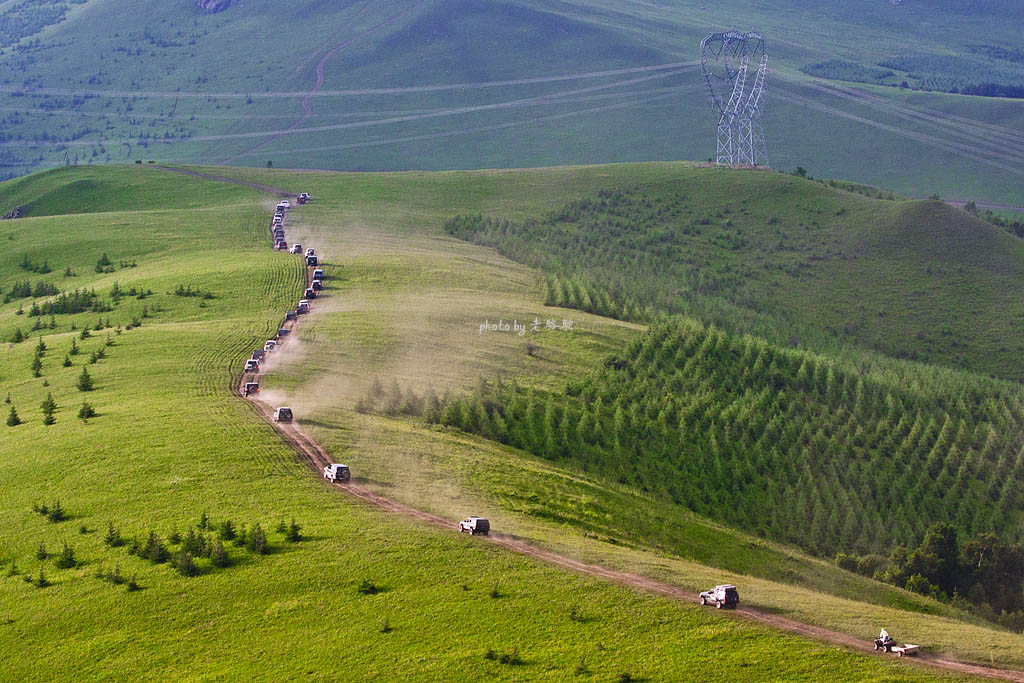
[231,211,1024,682]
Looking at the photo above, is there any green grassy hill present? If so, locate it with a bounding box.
[195,162,1024,664]
[0,0,1021,207]
[445,170,1024,380]
[1,164,1022,679]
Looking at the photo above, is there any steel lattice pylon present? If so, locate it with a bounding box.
[700,30,769,167]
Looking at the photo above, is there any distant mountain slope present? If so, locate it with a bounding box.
[0,0,1020,206]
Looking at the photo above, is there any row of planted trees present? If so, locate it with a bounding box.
[374,320,1024,560]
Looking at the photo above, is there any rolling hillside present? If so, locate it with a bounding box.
[0,0,1021,207]
[2,163,1023,680]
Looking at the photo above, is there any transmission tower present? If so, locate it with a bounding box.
[700,30,769,167]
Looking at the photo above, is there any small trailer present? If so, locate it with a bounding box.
[874,636,919,657]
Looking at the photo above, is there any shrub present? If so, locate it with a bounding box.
[246,524,268,555]
[498,649,522,665]
[35,567,49,588]
[109,564,125,585]
[835,553,859,573]
[167,529,182,545]
[78,402,96,421]
[286,518,302,543]
[6,406,21,427]
[35,543,48,561]
[181,528,202,556]
[357,579,380,595]
[483,649,496,661]
[490,583,501,599]
[905,573,939,596]
[126,574,140,591]
[210,540,230,568]
[62,355,72,367]
[101,524,122,548]
[54,543,76,569]
[175,551,200,578]
[145,531,167,564]
[198,510,209,530]
[6,561,17,577]
[379,618,392,634]
[46,500,66,523]
[217,520,236,541]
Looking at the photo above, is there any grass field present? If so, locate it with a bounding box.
[1,164,1023,680]
[0,164,993,681]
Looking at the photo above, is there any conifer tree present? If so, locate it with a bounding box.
[77,367,93,392]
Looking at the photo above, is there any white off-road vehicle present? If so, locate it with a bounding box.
[458,517,490,536]
[273,407,293,423]
[699,584,739,609]
[322,463,351,483]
